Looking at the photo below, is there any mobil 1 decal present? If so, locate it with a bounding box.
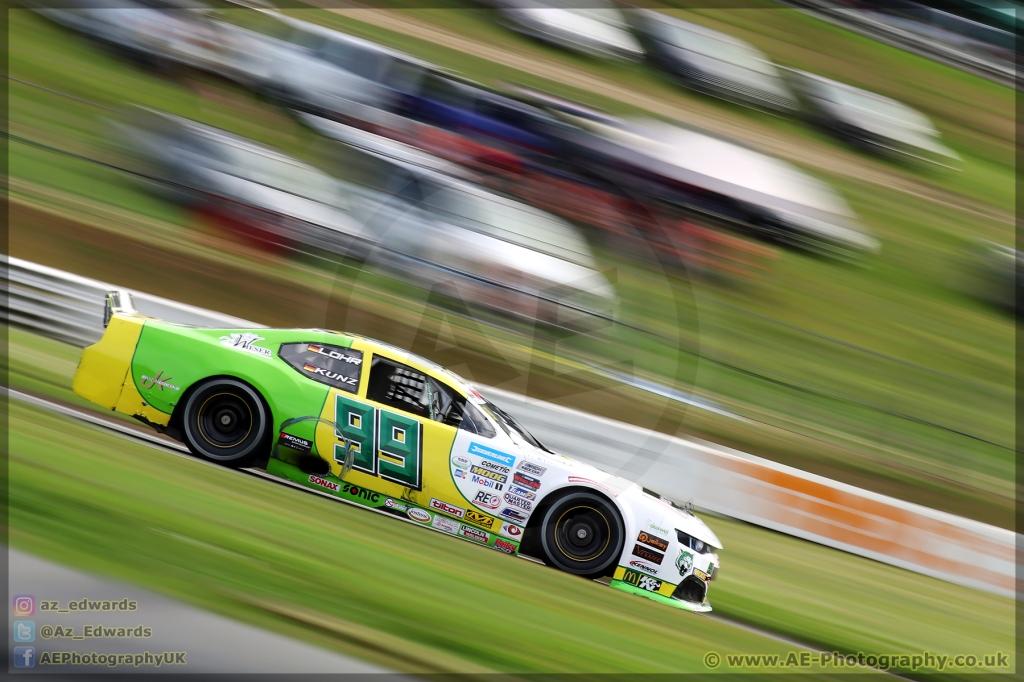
[334,394,423,490]
[280,343,363,392]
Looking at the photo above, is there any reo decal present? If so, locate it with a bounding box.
[503,493,533,511]
[408,508,431,523]
[622,568,662,593]
[459,525,489,544]
[473,491,501,510]
[512,472,540,490]
[431,515,460,534]
[632,544,665,565]
[464,509,498,530]
[469,465,507,483]
[516,461,546,476]
[468,442,516,467]
[430,499,466,518]
[637,531,669,553]
[493,539,517,554]
[308,475,340,492]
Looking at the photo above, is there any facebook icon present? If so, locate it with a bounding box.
[13,646,35,668]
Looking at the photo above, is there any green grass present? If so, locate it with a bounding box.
[5,329,1016,676]
[7,403,1012,675]
[7,8,1015,525]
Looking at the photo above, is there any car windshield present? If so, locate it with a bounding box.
[426,186,595,267]
[656,20,770,72]
[481,399,552,453]
[217,142,345,206]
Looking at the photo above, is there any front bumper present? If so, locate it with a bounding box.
[609,578,712,612]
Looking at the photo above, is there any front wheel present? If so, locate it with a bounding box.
[539,491,624,579]
[181,378,269,466]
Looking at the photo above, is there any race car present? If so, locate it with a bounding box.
[73,291,722,611]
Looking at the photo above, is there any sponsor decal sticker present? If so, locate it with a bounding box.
[499,522,523,540]
[512,472,540,490]
[308,475,340,492]
[493,539,517,554]
[140,370,179,392]
[302,364,357,387]
[384,498,409,512]
[473,490,502,510]
[430,498,466,518]
[499,508,529,523]
[676,549,694,575]
[507,485,536,500]
[454,469,467,479]
[451,455,472,470]
[469,465,507,483]
[219,332,272,357]
[471,474,503,490]
[649,522,671,534]
[516,461,546,476]
[476,460,511,474]
[693,568,710,581]
[308,344,362,364]
[622,568,662,593]
[469,442,516,467]
[431,515,460,534]
[408,508,431,523]
[567,476,616,495]
[459,525,490,544]
[464,509,498,530]
[632,543,665,565]
[629,561,658,575]
[637,531,669,553]
[503,492,533,511]
[278,433,312,453]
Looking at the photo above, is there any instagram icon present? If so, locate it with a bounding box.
[12,595,34,617]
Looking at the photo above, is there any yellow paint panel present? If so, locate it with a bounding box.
[115,376,171,427]
[72,315,145,410]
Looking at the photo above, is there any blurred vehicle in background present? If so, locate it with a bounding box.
[629,9,797,113]
[956,241,1021,316]
[112,110,365,254]
[31,0,270,83]
[493,0,643,61]
[309,115,618,329]
[784,68,960,168]
[509,91,875,259]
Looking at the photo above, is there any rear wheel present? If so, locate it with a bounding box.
[181,378,269,466]
[539,491,624,579]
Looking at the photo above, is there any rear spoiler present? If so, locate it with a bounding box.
[103,290,137,328]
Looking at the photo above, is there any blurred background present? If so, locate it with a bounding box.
[4,0,1016,673]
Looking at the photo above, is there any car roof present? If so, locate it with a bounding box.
[342,333,476,395]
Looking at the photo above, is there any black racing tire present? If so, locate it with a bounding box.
[539,491,624,579]
[181,378,269,466]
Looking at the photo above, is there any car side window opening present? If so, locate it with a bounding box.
[365,356,494,436]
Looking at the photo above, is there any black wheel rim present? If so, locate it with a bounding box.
[197,393,253,449]
[553,505,611,562]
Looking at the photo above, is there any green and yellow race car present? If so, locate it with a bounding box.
[73,291,722,611]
